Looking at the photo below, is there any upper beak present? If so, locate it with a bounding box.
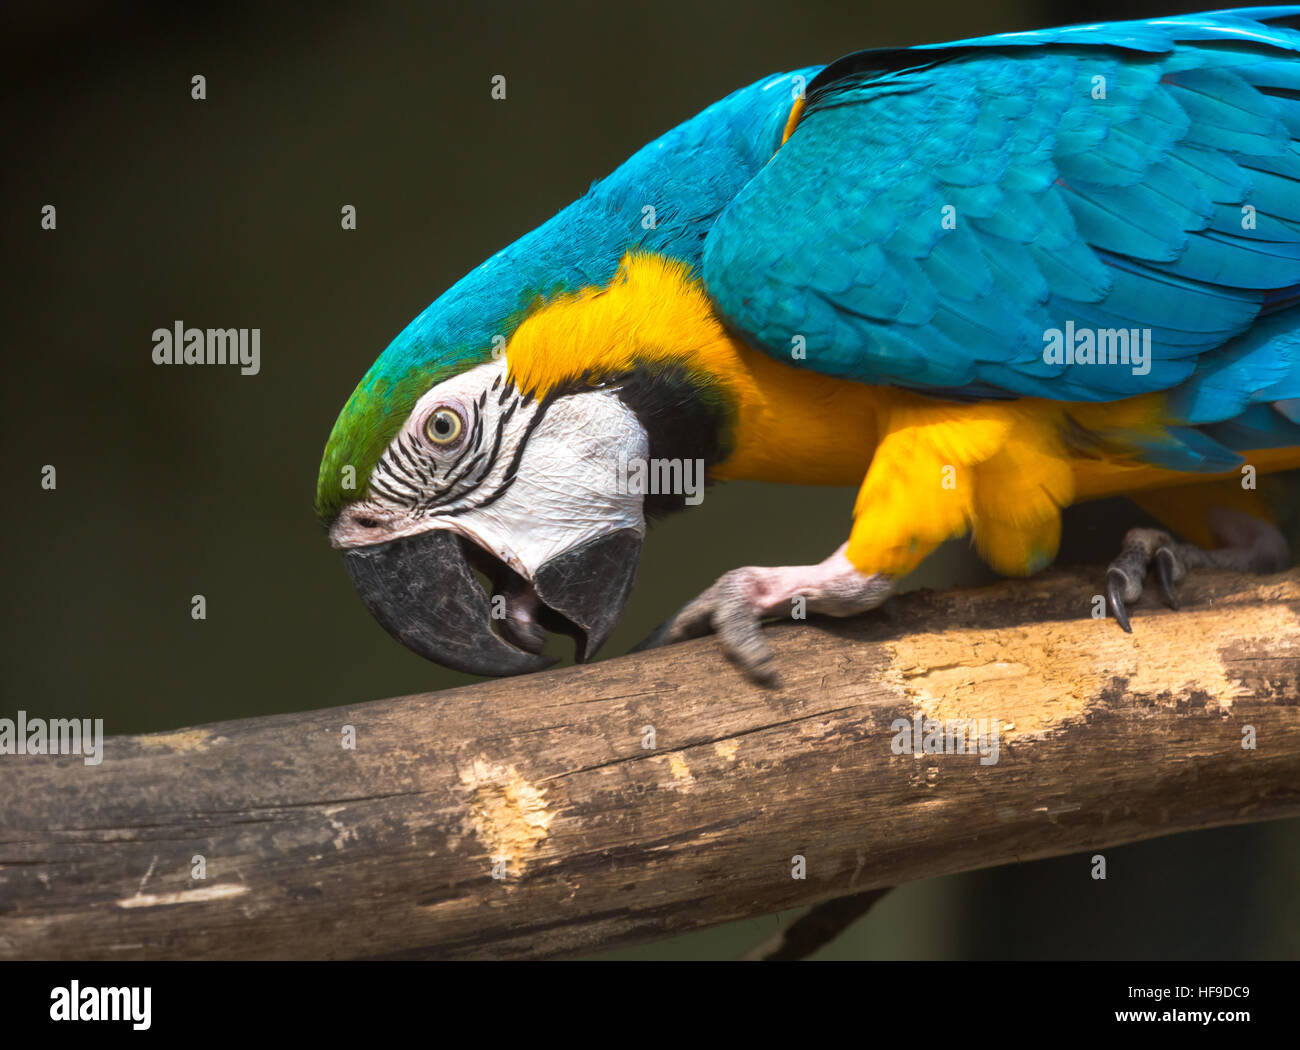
[343,528,642,677]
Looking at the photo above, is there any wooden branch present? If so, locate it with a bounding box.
[2,567,1298,960]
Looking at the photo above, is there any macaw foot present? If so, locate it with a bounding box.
[1105,508,1290,632]
[635,544,893,684]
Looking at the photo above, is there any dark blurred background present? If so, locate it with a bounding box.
[2,0,1295,959]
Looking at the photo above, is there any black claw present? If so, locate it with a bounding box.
[1154,548,1181,610]
[1106,569,1133,633]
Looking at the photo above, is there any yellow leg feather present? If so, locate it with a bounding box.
[846,400,1074,577]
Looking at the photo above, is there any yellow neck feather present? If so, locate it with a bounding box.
[504,252,882,483]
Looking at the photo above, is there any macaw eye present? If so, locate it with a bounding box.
[424,407,464,446]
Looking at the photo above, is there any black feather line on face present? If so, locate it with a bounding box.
[375,436,431,500]
[392,435,422,477]
[443,389,558,517]
[368,378,548,518]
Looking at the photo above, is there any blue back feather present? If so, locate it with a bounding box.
[352,8,1300,485]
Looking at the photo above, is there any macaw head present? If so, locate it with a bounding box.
[315,69,807,676]
[316,251,734,677]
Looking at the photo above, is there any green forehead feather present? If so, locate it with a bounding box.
[315,330,501,526]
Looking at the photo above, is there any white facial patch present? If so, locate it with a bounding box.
[453,387,649,577]
[332,357,649,580]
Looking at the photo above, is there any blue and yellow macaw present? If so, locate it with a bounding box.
[318,7,1300,680]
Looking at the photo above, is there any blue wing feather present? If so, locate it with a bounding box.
[702,7,1300,432]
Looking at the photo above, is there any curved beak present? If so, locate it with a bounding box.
[343,528,641,677]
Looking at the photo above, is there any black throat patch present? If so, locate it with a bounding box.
[564,360,735,518]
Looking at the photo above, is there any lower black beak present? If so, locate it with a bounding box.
[533,528,642,662]
[343,527,641,677]
[344,530,553,676]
